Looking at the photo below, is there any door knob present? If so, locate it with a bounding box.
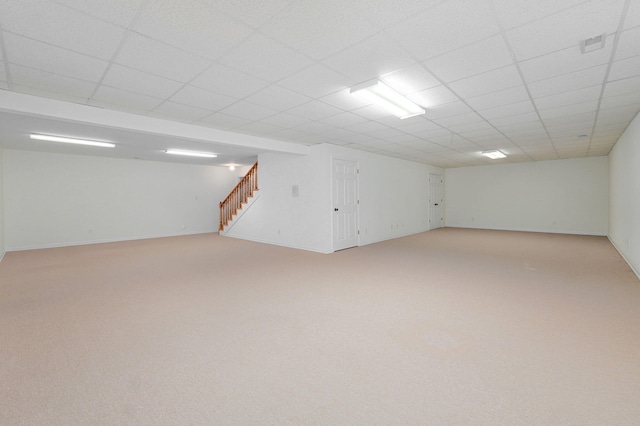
[434,203,439,206]
[334,208,339,211]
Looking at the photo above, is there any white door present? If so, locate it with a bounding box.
[429,174,444,230]
[333,159,359,251]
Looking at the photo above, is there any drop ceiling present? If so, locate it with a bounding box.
[0,0,638,168]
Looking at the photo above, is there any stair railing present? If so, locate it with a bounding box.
[219,162,258,233]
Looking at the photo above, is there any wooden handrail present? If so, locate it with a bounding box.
[219,162,258,232]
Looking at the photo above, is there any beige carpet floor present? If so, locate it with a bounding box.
[1,228,639,425]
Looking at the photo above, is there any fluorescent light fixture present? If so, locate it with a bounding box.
[481,150,507,159]
[350,80,425,119]
[165,149,217,158]
[30,134,115,148]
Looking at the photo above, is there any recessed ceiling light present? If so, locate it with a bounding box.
[481,150,507,159]
[165,149,217,158]
[350,80,425,119]
[30,133,115,148]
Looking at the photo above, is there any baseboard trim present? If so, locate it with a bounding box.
[6,230,216,252]
[443,224,607,237]
[608,237,640,281]
[223,234,331,254]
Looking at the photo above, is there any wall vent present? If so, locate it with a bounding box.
[580,34,606,54]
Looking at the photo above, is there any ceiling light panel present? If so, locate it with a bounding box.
[350,80,425,119]
[165,149,217,158]
[30,134,115,148]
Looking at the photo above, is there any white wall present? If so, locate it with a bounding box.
[4,150,242,250]
[225,143,443,253]
[609,112,640,278]
[0,147,5,261]
[224,145,332,252]
[445,157,609,236]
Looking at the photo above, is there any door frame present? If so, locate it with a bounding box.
[332,158,360,251]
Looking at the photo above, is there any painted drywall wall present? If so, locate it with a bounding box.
[224,145,332,252]
[0,147,5,261]
[4,149,242,250]
[224,143,444,253]
[609,112,640,278]
[445,157,609,236]
[328,144,443,246]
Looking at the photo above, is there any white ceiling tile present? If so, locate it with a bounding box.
[101,64,183,99]
[90,86,163,112]
[323,33,416,83]
[4,33,108,82]
[445,120,495,134]
[492,0,585,29]
[425,101,474,119]
[115,33,211,82]
[386,0,500,61]
[259,112,313,129]
[319,89,371,111]
[351,104,394,120]
[220,100,279,121]
[608,55,640,81]
[603,75,640,97]
[615,27,640,60]
[13,84,88,105]
[543,111,596,129]
[267,128,312,142]
[207,0,291,28]
[191,63,270,98]
[526,65,607,98]
[287,100,344,120]
[488,111,540,127]
[432,112,485,128]
[466,85,531,111]
[357,0,442,28]
[600,91,640,110]
[133,0,252,60]
[168,85,238,112]
[52,0,145,27]
[236,121,284,135]
[478,100,536,120]
[505,1,624,61]
[345,120,389,134]
[9,64,96,99]
[277,64,352,99]
[1,0,125,60]
[244,85,312,111]
[399,119,446,135]
[319,112,369,128]
[519,44,613,83]
[198,112,253,130]
[533,85,602,110]
[292,120,338,135]
[259,0,379,60]
[596,105,640,123]
[624,0,640,29]
[409,85,460,108]
[381,64,441,95]
[449,65,523,98]
[538,100,599,120]
[424,35,514,83]
[219,33,314,81]
[149,101,212,122]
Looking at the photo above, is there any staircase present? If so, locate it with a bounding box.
[219,162,258,234]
